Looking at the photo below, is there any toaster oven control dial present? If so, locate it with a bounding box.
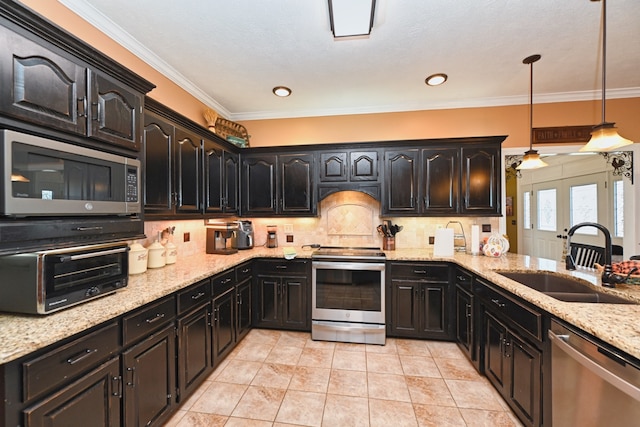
[86,286,100,297]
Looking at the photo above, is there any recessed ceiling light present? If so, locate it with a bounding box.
[425,73,448,86]
[273,86,292,97]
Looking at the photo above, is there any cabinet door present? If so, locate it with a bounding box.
[508,332,542,427]
[282,276,308,330]
[484,312,508,392]
[280,153,314,214]
[350,150,378,181]
[255,276,280,328]
[122,324,176,427]
[242,155,277,215]
[212,287,236,365]
[319,152,347,182]
[203,141,224,213]
[23,357,121,427]
[236,279,252,341]
[422,148,458,214]
[88,70,142,151]
[174,126,202,213]
[224,151,240,214]
[143,113,174,214]
[177,304,212,401]
[460,145,500,214]
[0,25,87,136]
[455,285,474,359]
[420,284,448,338]
[390,281,420,336]
[383,149,419,214]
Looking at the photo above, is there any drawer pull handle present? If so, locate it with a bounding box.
[242,268,250,273]
[145,313,166,324]
[67,348,98,365]
[491,298,506,308]
[222,278,233,284]
[413,269,427,274]
[276,265,288,269]
[191,292,206,300]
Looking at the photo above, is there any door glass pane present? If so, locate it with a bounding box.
[537,189,556,231]
[570,183,597,235]
[523,191,531,230]
[614,179,624,237]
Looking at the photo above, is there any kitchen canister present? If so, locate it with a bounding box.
[483,233,510,257]
[165,239,177,265]
[147,240,166,268]
[128,242,149,274]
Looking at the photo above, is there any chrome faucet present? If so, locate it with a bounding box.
[565,222,616,287]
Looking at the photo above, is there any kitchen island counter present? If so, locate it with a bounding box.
[1,247,639,364]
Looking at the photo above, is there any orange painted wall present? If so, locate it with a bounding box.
[22,1,640,150]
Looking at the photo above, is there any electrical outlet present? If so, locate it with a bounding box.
[482,224,491,233]
[286,235,294,243]
[284,224,294,234]
[429,236,435,245]
[183,232,190,242]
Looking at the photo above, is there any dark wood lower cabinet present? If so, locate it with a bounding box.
[236,278,252,341]
[23,357,121,427]
[177,304,212,401]
[212,286,236,365]
[122,324,176,427]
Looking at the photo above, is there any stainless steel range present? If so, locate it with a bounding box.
[311,247,386,345]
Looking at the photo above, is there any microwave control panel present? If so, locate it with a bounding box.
[126,167,139,202]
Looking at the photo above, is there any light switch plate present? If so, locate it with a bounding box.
[284,224,294,234]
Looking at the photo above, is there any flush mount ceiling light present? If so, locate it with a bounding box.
[517,54,548,171]
[328,0,375,38]
[272,86,292,97]
[580,0,633,152]
[425,73,448,86]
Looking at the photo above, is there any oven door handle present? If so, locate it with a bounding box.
[312,261,385,271]
[313,322,384,333]
[55,247,129,263]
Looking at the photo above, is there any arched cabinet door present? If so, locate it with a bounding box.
[383,149,420,214]
[422,147,459,214]
[461,145,501,215]
[241,154,277,215]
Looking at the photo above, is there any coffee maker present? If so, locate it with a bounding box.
[206,222,238,254]
[236,220,254,249]
[266,225,278,248]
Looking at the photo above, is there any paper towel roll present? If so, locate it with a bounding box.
[471,225,480,255]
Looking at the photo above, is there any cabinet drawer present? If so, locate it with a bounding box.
[478,280,542,342]
[177,279,211,315]
[212,269,235,295]
[255,259,309,275]
[389,262,450,281]
[122,297,176,346]
[23,321,120,402]
[454,268,473,291]
[236,262,253,283]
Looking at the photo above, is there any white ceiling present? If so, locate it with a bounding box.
[58,0,640,121]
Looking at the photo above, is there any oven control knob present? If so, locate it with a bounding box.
[86,286,100,297]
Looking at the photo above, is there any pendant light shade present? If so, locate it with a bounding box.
[517,54,548,171]
[579,0,633,152]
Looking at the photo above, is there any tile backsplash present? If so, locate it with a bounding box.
[142,191,501,256]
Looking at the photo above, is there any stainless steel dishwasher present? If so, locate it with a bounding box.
[549,320,640,426]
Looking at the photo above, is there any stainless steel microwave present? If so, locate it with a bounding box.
[0,242,129,314]
[1,130,140,217]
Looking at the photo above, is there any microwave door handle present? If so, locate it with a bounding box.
[57,247,129,262]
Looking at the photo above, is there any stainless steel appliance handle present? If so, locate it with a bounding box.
[313,322,384,333]
[312,261,385,271]
[59,247,129,262]
[549,329,640,401]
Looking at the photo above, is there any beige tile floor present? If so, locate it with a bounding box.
[165,329,524,427]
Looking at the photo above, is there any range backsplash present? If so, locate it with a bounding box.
[142,191,501,257]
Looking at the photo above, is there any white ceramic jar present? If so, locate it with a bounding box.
[128,242,149,275]
[165,240,177,264]
[147,240,166,268]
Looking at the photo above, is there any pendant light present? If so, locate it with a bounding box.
[517,54,548,170]
[579,0,633,152]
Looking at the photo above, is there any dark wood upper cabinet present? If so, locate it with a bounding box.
[280,153,314,214]
[143,112,173,214]
[461,145,501,215]
[204,141,239,215]
[0,5,154,151]
[241,154,278,215]
[174,126,202,213]
[88,70,142,151]
[319,152,348,182]
[350,150,379,181]
[422,147,459,214]
[383,149,419,214]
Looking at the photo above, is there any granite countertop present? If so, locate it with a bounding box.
[2,246,640,365]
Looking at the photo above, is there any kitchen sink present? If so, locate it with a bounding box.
[496,271,636,304]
